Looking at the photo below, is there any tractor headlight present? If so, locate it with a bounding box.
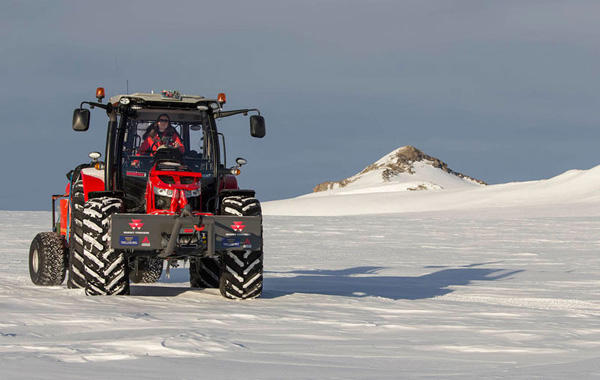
[154,187,174,196]
[184,189,200,198]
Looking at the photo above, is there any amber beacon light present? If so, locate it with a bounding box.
[96,87,105,103]
[217,92,226,105]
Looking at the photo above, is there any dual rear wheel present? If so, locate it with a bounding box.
[29,232,67,286]
[129,257,163,284]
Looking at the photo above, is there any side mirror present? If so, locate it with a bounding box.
[250,115,266,138]
[73,109,90,131]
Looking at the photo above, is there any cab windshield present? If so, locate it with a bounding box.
[118,110,218,211]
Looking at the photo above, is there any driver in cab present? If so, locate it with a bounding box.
[139,114,185,155]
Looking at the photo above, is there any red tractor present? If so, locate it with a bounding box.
[28,88,266,299]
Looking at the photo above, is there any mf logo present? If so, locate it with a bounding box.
[231,221,245,232]
[129,219,144,230]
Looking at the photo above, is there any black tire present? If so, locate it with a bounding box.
[129,257,163,284]
[29,232,67,286]
[189,256,220,288]
[221,196,262,217]
[219,196,263,299]
[68,179,86,288]
[220,250,263,299]
[82,197,129,296]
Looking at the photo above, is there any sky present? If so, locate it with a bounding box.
[2,0,600,210]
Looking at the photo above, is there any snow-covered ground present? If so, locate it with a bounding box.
[2,166,600,379]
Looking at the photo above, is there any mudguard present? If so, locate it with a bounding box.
[80,167,105,201]
[219,174,239,191]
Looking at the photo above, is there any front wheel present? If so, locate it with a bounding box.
[82,197,129,296]
[219,196,263,299]
[29,232,67,286]
[220,250,263,299]
[68,178,86,288]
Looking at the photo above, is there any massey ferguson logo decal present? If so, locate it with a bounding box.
[129,219,144,230]
[231,221,246,232]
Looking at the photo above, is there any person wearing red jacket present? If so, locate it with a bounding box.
[139,114,185,155]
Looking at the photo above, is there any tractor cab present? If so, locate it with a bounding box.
[118,109,218,213]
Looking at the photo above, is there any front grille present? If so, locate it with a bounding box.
[155,163,191,172]
[158,175,175,184]
[181,176,195,184]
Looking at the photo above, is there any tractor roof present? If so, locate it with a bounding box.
[109,92,219,108]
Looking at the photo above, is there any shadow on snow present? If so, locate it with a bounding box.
[261,265,523,300]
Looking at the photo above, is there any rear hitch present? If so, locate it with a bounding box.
[158,214,215,258]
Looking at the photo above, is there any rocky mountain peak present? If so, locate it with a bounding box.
[313,146,486,193]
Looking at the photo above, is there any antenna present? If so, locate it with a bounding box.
[114,54,119,96]
[127,80,129,94]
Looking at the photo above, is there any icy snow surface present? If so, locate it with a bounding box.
[2,166,600,378]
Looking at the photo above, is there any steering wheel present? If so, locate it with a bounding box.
[151,135,174,151]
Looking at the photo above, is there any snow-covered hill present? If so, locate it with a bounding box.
[264,163,600,216]
[312,146,486,195]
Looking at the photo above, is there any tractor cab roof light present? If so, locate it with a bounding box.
[96,87,105,103]
[217,93,226,105]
